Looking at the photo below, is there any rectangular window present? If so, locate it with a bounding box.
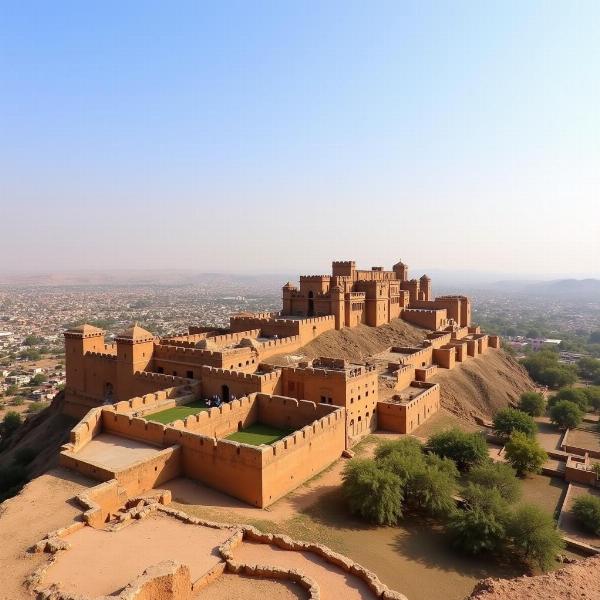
[186,370,193,379]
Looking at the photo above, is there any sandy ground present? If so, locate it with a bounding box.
[199,573,306,599]
[43,513,235,597]
[73,432,162,470]
[559,484,600,548]
[534,417,564,453]
[469,555,600,600]
[234,541,376,600]
[567,428,600,453]
[0,468,95,600]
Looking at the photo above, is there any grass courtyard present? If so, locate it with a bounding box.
[226,423,294,446]
[146,399,208,424]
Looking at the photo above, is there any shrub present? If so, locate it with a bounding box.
[507,504,564,571]
[521,352,577,388]
[504,432,548,476]
[572,495,600,535]
[549,400,583,429]
[375,437,423,462]
[28,401,49,414]
[493,408,537,440]
[518,392,546,417]
[468,462,521,503]
[342,459,403,525]
[428,428,488,472]
[1,411,22,437]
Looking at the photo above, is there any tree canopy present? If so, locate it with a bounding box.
[493,408,537,440]
[427,428,488,472]
[549,400,583,429]
[504,432,547,475]
[517,392,546,417]
[572,495,600,535]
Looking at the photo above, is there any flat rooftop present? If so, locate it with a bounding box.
[382,385,428,405]
[73,433,162,471]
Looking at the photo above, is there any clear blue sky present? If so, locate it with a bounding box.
[1,1,598,277]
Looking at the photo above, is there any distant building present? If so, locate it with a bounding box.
[531,338,561,351]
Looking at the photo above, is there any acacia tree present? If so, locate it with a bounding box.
[342,459,403,525]
[493,408,537,440]
[504,432,547,476]
[427,428,488,472]
[468,462,521,503]
[549,400,583,429]
[507,504,564,571]
[518,392,546,417]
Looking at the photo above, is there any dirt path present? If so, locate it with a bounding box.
[0,468,95,600]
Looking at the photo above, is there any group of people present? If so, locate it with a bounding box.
[205,392,237,408]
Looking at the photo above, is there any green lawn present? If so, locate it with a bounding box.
[226,423,294,446]
[146,399,208,424]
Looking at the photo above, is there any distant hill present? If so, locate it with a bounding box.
[489,278,600,298]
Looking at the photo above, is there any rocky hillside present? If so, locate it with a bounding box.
[268,318,536,424]
[0,392,77,500]
[432,350,536,423]
[469,555,600,600]
[266,319,426,365]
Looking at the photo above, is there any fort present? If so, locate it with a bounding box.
[60,258,502,508]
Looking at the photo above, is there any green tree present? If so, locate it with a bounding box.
[405,465,457,518]
[468,462,521,503]
[5,384,19,396]
[493,408,537,440]
[1,411,22,437]
[448,485,509,554]
[578,357,600,384]
[428,428,488,472]
[581,386,600,411]
[549,400,583,429]
[342,459,403,525]
[504,432,547,475]
[572,495,600,535]
[548,388,589,412]
[507,504,564,572]
[29,373,47,386]
[518,392,546,417]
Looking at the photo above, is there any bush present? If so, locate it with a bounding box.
[577,357,600,384]
[1,411,22,437]
[504,432,548,476]
[493,408,537,440]
[507,504,564,571]
[468,462,522,503]
[28,401,49,414]
[29,373,47,386]
[518,392,546,417]
[572,495,600,535]
[427,428,488,472]
[342,459,404,525]
[549,400,583,429]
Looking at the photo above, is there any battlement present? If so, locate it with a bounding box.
[85,351,118,360]
[200,365,281,383]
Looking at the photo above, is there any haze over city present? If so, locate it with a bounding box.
[1,1,599,277]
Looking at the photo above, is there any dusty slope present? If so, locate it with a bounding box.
[266,319,426,365]
[468,556,600,600]
[0,468,94,600]
[0,392,77,479]
[432,351,536,422]
[266,319,535,424]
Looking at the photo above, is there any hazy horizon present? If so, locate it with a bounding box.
[1,2,599,276]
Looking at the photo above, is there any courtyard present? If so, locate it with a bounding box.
[226,423,294,446]
[145,399,208,424]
